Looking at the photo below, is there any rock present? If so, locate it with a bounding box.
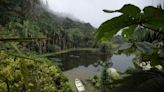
[107,68,120,80]
[155,65,163,71]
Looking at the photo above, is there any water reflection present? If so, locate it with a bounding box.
[111,54,134,72]
[49,51,111,71]
[49,50,134,92]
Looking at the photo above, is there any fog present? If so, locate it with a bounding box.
[43,0,163,27]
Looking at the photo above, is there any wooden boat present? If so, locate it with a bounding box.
[75,78,85,92]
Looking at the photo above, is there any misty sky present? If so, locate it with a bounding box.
[45,0,163,27]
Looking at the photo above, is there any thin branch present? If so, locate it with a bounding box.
[9,43,22,54]
[0,37,46,42]
[5,79,10,92]
[7,53,42,62]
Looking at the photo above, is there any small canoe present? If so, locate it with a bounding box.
[75,78,85,92]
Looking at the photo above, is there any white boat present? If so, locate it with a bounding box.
[75,78,85,92]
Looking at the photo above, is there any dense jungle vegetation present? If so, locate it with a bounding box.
[0,0,164,92]
[0,0,95,54]
[0,0,95,91]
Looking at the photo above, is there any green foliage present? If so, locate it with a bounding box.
[104,4,141,18]
[95,15,135,41]
[96,4,164,65]
[47,43,60,52]
[101,67,112,92]
[91,75,101,88]
[0,51,73,92]
[0,0,96,92]
[96,4,164,41]
[99,42,111,53]
[135,41,154,54]
[121,26,136,38]
[96,3,164,92]
[91,62,119,92]
[0,0,95,54]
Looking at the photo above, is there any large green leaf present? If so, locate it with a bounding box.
[143,6,164,32]
[111,36,133,51]
[119,4,141,19]
[95,15,135,41]
[135,41,154,54]
[144,20,164,33]
[103,4,141,19]
[143,6,164,18]
[118,42,133,50]
[158,47,164,57]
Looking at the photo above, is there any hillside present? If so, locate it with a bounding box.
[0,0,95,53]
